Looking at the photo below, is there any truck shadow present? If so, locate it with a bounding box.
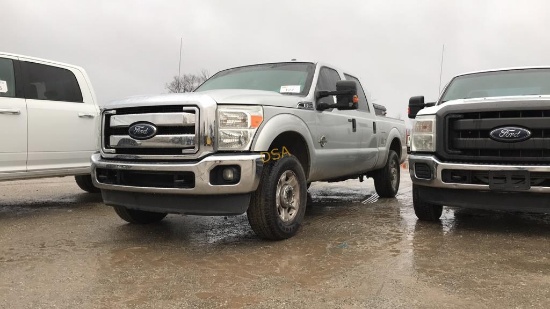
[0,193,103,217]
[447,207,550,236]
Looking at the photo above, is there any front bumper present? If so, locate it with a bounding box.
[91,153,264,215]
[409,154,550,193]
[409,154,550,212]
[91,153,263,195]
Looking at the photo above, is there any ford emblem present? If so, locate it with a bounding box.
[489,126,531,143]
[128,122,158,140]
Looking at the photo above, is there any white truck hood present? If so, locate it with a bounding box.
[103,89,304,109]
[416,95,550,116]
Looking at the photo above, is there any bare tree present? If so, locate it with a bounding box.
[166,69,210,93]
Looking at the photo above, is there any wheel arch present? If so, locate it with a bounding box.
[251,114,315,179]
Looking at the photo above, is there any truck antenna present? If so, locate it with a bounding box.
[438,44,445,95]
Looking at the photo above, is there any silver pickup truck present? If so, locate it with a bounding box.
[408,67,550,221]
[92,61,406,240]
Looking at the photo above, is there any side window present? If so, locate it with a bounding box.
[0,58,16,98]
[21,61,83,103]
[316,67,341,105]
[344,74,370,112]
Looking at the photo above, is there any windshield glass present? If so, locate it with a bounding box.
[195,62,315,95]
[440,68,550,103]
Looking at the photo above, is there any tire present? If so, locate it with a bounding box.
[373,150,400,198]
[74,174,100,193]
[113,206,167,224]
[247,155,307,240]
[412,185,443,221]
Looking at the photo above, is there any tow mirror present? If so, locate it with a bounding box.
[316,81,358,111]
[408,96,425,119]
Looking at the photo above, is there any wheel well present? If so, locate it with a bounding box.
[268,132,310,177]
[389,138,401,159]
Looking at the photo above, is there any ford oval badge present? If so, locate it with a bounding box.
[128,122,158,140]
[489,126,531,143]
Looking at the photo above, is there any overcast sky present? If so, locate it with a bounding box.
[4,0,550,118]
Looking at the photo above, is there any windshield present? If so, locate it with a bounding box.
[195,62,315,96]
[440,68,550,103]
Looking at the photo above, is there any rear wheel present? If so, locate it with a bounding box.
[412,185,443,221]
[373,150,400,198]
[113,206,167,224]
[247,155,307,240]
[74,175,100,193]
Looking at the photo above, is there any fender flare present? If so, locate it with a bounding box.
[251,113,316,168]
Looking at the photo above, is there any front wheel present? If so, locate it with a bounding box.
[247,155,307,240]
[373,150,400,198]
[74,175,100,193]
[412,185,443,221]
[113,206,167,224]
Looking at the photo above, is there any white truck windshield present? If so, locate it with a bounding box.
[441,68,550,103]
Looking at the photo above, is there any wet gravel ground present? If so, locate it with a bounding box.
[1,170,549,308]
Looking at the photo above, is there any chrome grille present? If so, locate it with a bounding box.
[102,105,199,157]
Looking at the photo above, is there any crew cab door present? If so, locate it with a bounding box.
[311,67,363,178]
[21,60,99,172]
[0,56,27,173]
[342,74,378,171]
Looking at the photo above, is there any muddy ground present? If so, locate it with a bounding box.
[1,170,549,308]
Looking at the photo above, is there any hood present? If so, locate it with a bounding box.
[199,89,304,108]
[103,89,305,110]
[417,95,550,116]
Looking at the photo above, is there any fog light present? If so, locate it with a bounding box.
[210,165,241,185]
[222,168,236,181]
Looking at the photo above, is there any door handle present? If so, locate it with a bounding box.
[348,118,357,132]
[78,113,95,118]
[0,108,21,115]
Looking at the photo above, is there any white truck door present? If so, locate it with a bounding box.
[342,74,378,171]
[0,56,27,173]
[21,60,98,172]
[311,67,362,178]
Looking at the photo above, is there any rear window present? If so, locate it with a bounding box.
[21,61,83,103]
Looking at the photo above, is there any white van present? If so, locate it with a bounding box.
[0,52,100,192]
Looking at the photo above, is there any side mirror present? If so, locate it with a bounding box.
[408,96,425,119]
[316,81,358,111]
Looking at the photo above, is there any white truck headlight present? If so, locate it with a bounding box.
[217,106,263,150]
[411,115,436,152]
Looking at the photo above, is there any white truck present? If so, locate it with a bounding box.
[91,61,407,239]
[0,52,100,192]
[408,67,550,220]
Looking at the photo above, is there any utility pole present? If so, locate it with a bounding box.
[178,37,183,78]
[438,44,445,95]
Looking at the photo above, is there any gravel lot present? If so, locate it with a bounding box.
[1,170,549,308]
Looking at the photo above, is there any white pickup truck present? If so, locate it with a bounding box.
[0,52,100,192]
[91,61,406,239]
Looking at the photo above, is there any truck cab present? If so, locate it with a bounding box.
[0,52,100,193]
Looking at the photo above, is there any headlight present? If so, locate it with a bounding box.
[411,115,436,152]
[217,105,263,150]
